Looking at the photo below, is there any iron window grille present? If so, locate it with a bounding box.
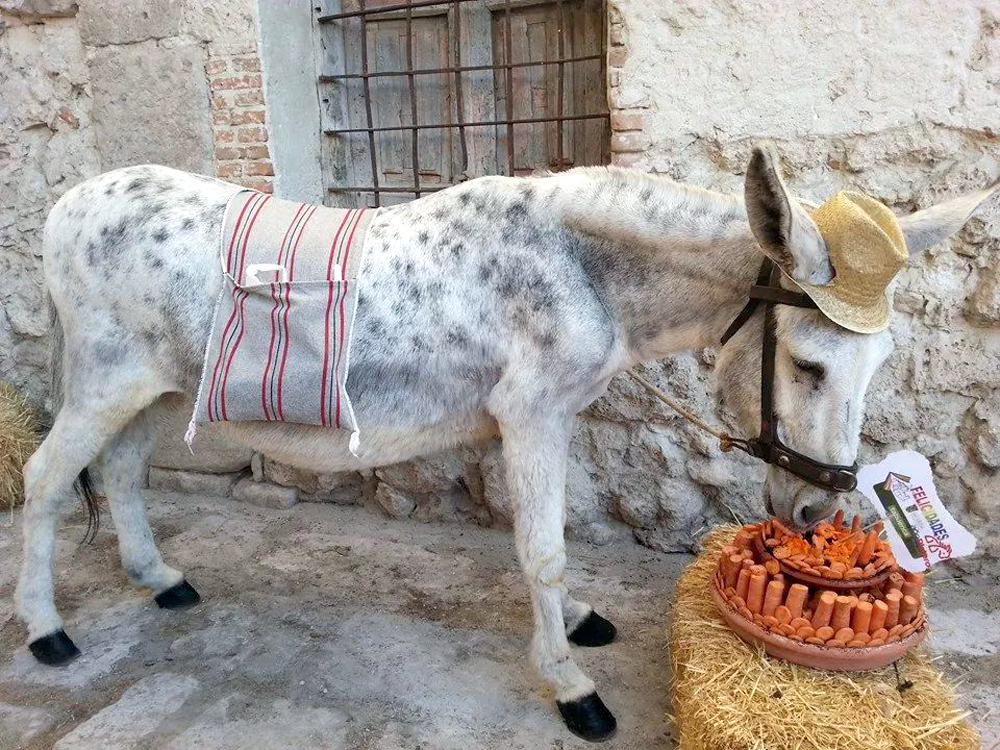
[317,0,609,204]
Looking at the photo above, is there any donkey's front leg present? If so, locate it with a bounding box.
[500,415,617,741]
[563,590,617,648]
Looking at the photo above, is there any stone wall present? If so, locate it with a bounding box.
[1,2,99,401]
[3,0,1000,557]
[595,0,1000,554]
[0,0,258,407]
[259,0,1000,556]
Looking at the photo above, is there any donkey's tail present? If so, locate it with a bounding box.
[47,295,100,544]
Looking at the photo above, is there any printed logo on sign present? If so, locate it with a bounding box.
[872,472,922,562]
[872,471,953,568]
[857,450,976,573]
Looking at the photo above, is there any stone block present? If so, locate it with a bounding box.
[263,458,365,505]
[179,0,257,48]
[969,264,1000,324]
[148,468,240,497]
[610,112,646,132]
[251,452,264,481]
[916,331,1000,395]
[78,0,182,46]
[966,395,1000,468]
[232,477,297,510]
[0,0,76,18]
[374,482,416,519]
[89,41,213,174]
[611,131,651,153]
[376,452,469,496]
[151,404,252,474]
[412,488,492,526]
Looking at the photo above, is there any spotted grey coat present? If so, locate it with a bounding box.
[16,149,995,739]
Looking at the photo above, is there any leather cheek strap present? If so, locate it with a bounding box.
[725,260,859,494]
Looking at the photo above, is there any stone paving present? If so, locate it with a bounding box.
[0,493,997,750]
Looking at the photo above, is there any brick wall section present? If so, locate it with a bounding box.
[606,4,649,168]
[206,46,274,193]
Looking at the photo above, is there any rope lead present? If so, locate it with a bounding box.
[627,370,752,457]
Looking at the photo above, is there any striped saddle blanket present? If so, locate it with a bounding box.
[188,191,378,451]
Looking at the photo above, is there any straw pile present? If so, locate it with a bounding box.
[0,381,40,511]
[670,526,978,750]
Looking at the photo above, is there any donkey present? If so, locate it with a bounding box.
[15,145,996,741]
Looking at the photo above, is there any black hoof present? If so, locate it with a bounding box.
[29,629,80,667]
[557,692,617,742]
[568,611,617,647]
[154,580,201,609]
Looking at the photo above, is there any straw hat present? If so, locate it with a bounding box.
[791,191,908,334]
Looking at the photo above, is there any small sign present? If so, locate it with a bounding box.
[856,450,977,573]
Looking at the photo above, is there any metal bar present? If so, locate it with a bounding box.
[406,3,421,197]
[504,0,514,176]
[452,0,469,173]
[329,184,457,193]
[319,0,482,22]
[358,0,380,204]
[600,0,608,163]
[324,112,609,134]
[318,54,602,82]
[555,0,564,171]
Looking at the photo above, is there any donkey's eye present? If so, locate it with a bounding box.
[792,358,825,379]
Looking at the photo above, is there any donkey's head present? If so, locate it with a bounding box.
[716,146,998,529]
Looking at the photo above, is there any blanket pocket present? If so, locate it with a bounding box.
[198,278,362,432]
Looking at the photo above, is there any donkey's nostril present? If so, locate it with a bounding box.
[798,502,830,528]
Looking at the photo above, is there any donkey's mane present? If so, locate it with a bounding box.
[548,166,748,250]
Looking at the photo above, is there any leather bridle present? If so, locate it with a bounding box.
[717,259,858,493]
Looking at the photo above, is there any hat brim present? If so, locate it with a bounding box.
[798,283,891,334]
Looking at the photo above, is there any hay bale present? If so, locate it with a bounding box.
[0,382,41,511]
[670,526,978,750]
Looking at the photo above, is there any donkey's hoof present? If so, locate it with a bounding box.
[29,630,80,667]
[568,610,617,647]
[557,692,617,742]
[155,580,201,609]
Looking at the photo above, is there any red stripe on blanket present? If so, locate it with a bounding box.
[219,194,270,420]
[319,210,356,427]
[207,192,262,421]
[276,205,317,421]
[261,202,307,420]
[212,194,265,420]
[261,282,282,420]
[225,192,256,276]
[333,208,367,427]
[260,203,312,420]
[327,209,365,427]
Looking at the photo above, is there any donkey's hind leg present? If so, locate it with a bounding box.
[16,400,149,665]
[98,399,200,609]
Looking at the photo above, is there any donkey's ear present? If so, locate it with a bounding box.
[744,145,833,285]
[899,182,1000,256]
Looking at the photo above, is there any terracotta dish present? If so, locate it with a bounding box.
[711,516,927,670]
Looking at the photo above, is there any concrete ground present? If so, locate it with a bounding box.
[0,493,998,750]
